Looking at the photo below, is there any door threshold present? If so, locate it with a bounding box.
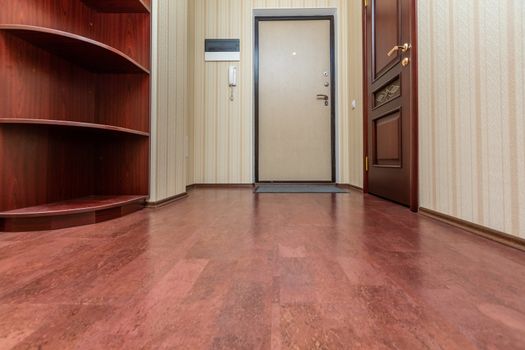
[256,182,335,185]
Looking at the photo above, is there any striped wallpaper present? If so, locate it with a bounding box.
[418,0,525,239]
[187,0,364,186]
[149,0,189,203]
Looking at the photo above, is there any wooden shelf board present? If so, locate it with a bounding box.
[0,195,147,218]
[0,118,149,136]
[81,0,151,13]
[0,25,150,74]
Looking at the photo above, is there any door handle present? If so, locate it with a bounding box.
[387,43,411,57]
[317,94,329,106]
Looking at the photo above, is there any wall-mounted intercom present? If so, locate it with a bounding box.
[205,39,240,61]
[228,66,237,87]
[228,65,237,101]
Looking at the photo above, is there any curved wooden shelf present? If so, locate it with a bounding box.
[0,25,150,74]
[0,195,147,232]
[81,0,150,13]
[0,195,147,218]
[0,118,149,137]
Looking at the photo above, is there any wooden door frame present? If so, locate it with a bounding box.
[254,16,336,184]
[362,0,419,212]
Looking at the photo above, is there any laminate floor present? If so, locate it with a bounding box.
[1,188,524,349]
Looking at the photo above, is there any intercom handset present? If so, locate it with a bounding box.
[229,65,237,87]
[229,65,237,101]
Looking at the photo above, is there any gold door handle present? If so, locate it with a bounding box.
[387,43,412,57]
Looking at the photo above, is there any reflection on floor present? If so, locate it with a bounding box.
[0,188,524,349]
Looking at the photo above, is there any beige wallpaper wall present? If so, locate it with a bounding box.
[150,0,189,202]
[418,0,525,238]
[187,0,364,186]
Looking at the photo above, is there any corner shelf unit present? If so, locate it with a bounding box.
[0,0,151,232]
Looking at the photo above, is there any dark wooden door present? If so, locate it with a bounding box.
[364,0,418,210]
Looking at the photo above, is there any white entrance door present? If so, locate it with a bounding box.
[257,18,333,182]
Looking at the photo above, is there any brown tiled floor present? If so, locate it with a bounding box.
[1,188,525,349]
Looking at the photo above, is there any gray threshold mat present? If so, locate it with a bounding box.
[255,184,348,193]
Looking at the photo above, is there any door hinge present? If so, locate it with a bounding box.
[364,0,369,8]
[365,156,369,172]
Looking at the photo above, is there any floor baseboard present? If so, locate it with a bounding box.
[188,184,255,189]
[419,207,525,252]
[336,183,364,192]
[146,192,188,208]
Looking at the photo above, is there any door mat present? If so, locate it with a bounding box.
[255,184,348,193]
